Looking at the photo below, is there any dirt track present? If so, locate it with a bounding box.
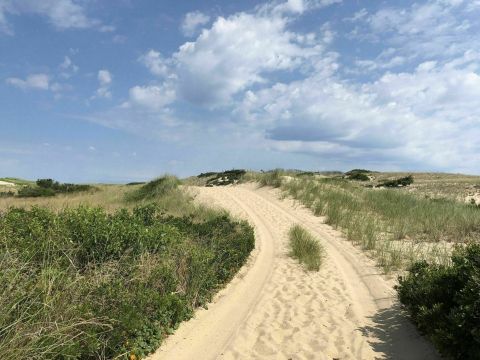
[149,184,439,360]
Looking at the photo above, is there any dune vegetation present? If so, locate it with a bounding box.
[0,176,254,359]
[250,169,480,358]
[255,173,480,272]
[288,224,325,271]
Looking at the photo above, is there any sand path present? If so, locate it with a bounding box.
[149,184,439,360]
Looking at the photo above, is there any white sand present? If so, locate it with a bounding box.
[0,181,15,187]
[149,183,439,360]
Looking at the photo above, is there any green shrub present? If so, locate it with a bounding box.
[288,225,324,271]
[203,169,246,186]
[36,178,93,193]
[348,172,370,181]
[16,179,93,198]
[396,243,480,359]
[17,186,56,197]
[379,175,414,188]
[0,191,15,198]
[0,203,254,359]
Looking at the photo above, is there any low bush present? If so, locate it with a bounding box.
[348,172,370,181]
[0,191,15,198]
[396,243,480,359]
[203,169,246,186]
[17,186,56,197]
[36,178,93,193]
[16,179,93,198]
[126,182,146,186]
[379,175,414,188]
[288,225,324,271]
[0,203,254,359]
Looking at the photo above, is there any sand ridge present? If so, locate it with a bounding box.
[149,183,439,360]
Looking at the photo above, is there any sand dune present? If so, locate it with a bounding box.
[149,183,439,360]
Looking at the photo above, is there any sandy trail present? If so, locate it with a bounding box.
[150,184,438,360]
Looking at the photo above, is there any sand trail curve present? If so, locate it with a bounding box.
[149,184,439,360]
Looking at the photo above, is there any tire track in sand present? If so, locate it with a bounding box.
[149,184,439,360]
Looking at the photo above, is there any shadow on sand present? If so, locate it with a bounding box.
[358,304,440,360]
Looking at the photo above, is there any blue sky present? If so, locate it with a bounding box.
[1,0,479,182]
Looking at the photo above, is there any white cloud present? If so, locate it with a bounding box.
[6,73,49,90]
[237,48,480,170]
[0,0,103,34]
[352,0,480,67]
[59,55,79,78]
[139,50,171,77]
[126,84,176,111]
[181,11,210,37]
[85,0,480,173]
[99,25,115,33]
[93,69,113,99]
[172,11,326,105]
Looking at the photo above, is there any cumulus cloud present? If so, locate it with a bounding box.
[239,48,480,170]
[181,11,210,37]
[135,1,336,111]
[94,69,113,99]
[173,12,328,105]
[139,50,171,77]
[96,0,480,172]
[125,84,176,111]
[0,0,108,34]
[6,73,49,90]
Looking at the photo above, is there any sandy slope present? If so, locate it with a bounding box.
[149,184,439,360]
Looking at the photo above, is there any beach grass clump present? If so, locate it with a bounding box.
[125,175,181,202]
[288,225,325,271]
[257,169,285,188]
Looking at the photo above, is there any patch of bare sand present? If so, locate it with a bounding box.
[149,183,439,360]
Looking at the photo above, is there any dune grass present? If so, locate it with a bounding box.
[0,176,255,359]
[279,176,480,272]
[288,225,325,271]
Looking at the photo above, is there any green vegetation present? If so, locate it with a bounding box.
[125,175,181,202]
[347,172,370,181]
[378,175,414,188]
[204,169,246,186]
[195,169,246,186]
[396,243,480,359]
[288,225,324,271]
[126,181,146,186]
[256,169,285,188]
[344,169,371,181]
[279,177,479,272]
[16,178,94,198]
[0,191,15,198]
[0,177,255,359]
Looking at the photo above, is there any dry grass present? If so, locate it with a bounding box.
[0,185,132,212]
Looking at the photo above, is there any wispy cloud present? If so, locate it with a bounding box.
[181,11,210,37]
[6,73,49,90]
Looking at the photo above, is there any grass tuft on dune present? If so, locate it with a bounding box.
[288,225,325,271]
